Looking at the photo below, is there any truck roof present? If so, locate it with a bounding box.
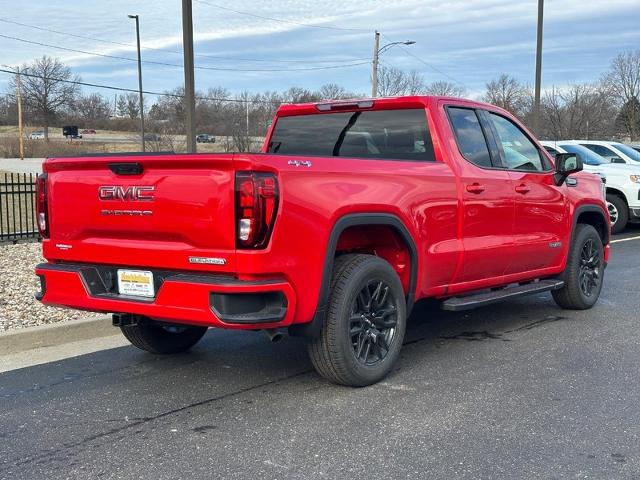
[276,95,500,117]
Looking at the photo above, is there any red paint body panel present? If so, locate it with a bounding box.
[36,96,609,330]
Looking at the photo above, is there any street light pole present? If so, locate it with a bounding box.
[182,0,197,153]
[371,32,416,98]
[532,0,544,134]
[128,14,145,152]
[371,31,380,97]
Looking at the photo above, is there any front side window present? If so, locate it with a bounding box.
[489,113,547,172]
[447,107,492,168]
[268,108,435,161]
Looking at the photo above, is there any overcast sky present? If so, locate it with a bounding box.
[0,0,638,100]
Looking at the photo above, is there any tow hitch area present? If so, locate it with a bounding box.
[112,313,142,327]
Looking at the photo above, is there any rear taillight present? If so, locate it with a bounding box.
[35,173,49,238]
[235,172,279,249]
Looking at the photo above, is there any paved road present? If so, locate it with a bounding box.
[2,231,640,479]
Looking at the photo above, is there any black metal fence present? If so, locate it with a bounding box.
[0,172,39,242]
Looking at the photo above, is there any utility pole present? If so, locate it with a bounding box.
[371,32,415,98]
[182,0,197,153]
[532,0,544,134]
[371,30,380,98]
[16,67,24,160]
[128,14,145,151]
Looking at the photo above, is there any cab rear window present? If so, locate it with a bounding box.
[267,109,435,162]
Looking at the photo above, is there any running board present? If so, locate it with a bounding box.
[441,280,565,312]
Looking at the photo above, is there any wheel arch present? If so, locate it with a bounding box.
[605,187,627,203]
[289,213,418,338]
[573,204,610,246]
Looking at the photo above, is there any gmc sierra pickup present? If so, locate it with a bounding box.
[35,96,610,387]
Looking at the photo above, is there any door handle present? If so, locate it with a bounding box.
[515,184,530,194]
[466,183,485,194]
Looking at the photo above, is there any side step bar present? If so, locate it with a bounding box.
[441,279,564,312]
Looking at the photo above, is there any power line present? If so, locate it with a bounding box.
[193,0,368,32]
[379,33,466,88]
[0,67,286,105]
[0,33,370,72]
[0,17,368,64]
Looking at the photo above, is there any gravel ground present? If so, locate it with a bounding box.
[0,241,100,331]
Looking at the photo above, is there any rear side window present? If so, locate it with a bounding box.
[267,109,435,161]
[447,107,492,168]
[582,144,617,159]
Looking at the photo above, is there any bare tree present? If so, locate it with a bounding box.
[116,93,140,119]
[228,92,253,152]
[405,71,426,95]
[14,56,80,139]
[71,93,112,124]
[604,50,640,140]
[483,74,532,119]
[424,80,466,97]
[282,87,319,103]
[376,65,426,96]
[318,83,349,100]
[615,97,640,140]
[540,83,616,140]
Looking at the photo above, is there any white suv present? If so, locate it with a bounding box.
[28,130,45,140]
[568,140,640,165]
[542,141,640,233]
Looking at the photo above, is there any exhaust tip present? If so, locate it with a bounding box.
[264,329,283,343]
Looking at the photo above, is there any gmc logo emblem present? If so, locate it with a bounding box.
[98,185,155,202]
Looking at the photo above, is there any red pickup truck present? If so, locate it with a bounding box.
[35,96,609,386]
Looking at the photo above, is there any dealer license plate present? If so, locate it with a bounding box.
[117,269,155,298]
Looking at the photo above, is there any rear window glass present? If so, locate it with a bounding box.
[267,109,435,161]
[447,107,492,168]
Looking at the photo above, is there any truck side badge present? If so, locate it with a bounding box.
[288,160,312,168]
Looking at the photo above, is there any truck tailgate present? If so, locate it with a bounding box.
[43,154,237,272]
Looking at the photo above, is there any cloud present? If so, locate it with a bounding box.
[0,0,637,96]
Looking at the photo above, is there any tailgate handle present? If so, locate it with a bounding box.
[109,162,143,175]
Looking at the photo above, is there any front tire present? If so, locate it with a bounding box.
[120,321,208,354]
[308,254,407,387]
[606,194,628,234]
[552,224,604,310]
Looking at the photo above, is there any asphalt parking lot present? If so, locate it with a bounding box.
[1,228,640,479]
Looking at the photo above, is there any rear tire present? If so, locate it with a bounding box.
[308,254,407,387]
[120,321,208,354]
[606,194,628,234]
[552,224,604,310]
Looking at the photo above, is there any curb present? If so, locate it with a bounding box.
[0,316,117,356]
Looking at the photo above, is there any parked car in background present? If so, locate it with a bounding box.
[569,140,640,165]
[542,141,640,233]
[82,129,97,134]
[196,134,215,143]
[63,126,82,140]
[28,130,45,140]
[143,133,161,142]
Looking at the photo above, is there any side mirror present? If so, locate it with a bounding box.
[610,157,625,164]
[554,153,583,186]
